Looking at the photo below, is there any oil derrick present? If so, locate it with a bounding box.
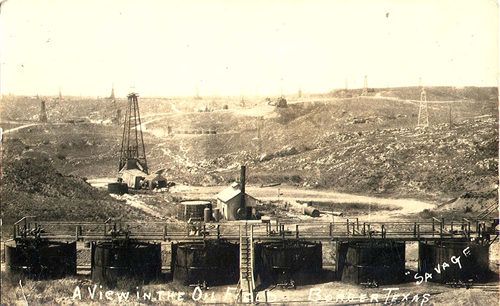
[110,84,115,100]
[118,93,148,173]
[362,75,368,96]
[417,87,429,127]
[39,100,48,122]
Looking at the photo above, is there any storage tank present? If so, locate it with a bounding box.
[418,240,489,283]
[204,208,211,223]
[172,240,239,286]
[254,240,322,286]
[91,240,161,287]
[178,200,212,221]
[213,208,221,221]
[107,182,128,195]
[5,239,76,281]
[337,241,405,285]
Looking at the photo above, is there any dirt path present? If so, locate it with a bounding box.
[2,123,40,134]
[87,179,436,222]
[109,193,165,219]
[170,184,436,221]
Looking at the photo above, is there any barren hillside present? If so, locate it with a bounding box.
[1,86,498,224]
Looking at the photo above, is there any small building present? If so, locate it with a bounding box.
[145,173,167,189]
[216,182,258,221]
[119,168,147,189]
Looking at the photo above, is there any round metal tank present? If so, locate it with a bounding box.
[255,240,322,286]
[5,239,76,281]
[178,200,212,221]
[337,241,405,285]
[304,206,320,217]
[213,208,220,221]
[418,240,489,283]
[204,208,211,223]
[91,240,161,287]
[172,240,239,286]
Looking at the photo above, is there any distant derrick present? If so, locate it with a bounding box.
[418,88,429,127]
[362,75,368,96]
[39,100,47,122]
[110,84,115,100]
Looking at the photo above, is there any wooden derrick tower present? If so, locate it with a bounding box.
[118,93,148,173]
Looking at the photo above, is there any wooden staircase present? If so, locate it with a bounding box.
[239,222,255,303]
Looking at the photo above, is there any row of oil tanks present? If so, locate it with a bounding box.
[5,238,491,288]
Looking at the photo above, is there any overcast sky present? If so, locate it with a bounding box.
[1,0,498,97]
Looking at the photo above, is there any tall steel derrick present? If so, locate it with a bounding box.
[119,93,148,173]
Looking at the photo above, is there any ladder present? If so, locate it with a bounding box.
[239,222,255,303]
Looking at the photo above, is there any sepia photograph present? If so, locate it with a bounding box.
[0,0,498,304]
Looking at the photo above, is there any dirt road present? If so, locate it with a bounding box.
[88,178,436,221]
[171,184,436,221]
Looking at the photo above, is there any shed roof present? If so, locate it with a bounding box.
[119,168,147,177]
[217,184,242,202]
[216,182,257,203]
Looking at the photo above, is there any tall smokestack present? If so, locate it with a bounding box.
[240,165,246,218]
